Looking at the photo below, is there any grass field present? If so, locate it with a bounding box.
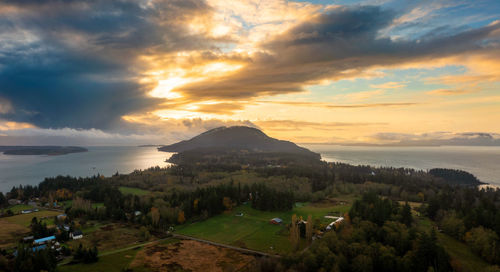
[416,216,489,271]
[66,223,151,253]
[0,219,30,248]
[3,210,61,227]
[177,196,354,254]
[119,186,150,196]
[58,247,142,272]
[6,204,34,213]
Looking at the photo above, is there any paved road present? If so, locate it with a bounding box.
[172,233,281,258]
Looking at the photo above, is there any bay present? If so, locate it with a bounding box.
[0,146,172,193]
[303,144,500,186]
[1,145,499,193]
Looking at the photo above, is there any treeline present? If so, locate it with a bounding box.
[429,168,482,186]
[275,193,452,272]
[25,177,296,230]
[425,186,500,264]
[169,149,321,167]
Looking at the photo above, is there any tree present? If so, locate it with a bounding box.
[290,214,300,251]
[178,210,186,224]
[0,192,6,208]
[401,202,413,227]
[151,207,160,227]
[306,215,313,243]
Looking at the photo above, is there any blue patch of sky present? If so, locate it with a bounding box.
[302,65,467,102]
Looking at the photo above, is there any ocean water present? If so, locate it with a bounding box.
[303,145,500,186]
[1,145,499,193]
[0,146,173,193]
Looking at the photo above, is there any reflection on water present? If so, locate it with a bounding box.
[302,145,500,186]
[0,146,173,192]
[1,145,499,192]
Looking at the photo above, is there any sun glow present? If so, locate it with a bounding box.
[149,77,188,99]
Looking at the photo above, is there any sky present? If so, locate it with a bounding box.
[0,0,499,146]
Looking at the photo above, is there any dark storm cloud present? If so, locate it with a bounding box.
[176,5,500,99]
[0,0,217,129]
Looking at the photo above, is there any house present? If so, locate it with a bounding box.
[32,245,47,252]
[270,218,283,224]
[23,236,34,243]
[57,224,70,231]
[70,230,83,240]
[326,217,344,231]
[34,236,56,245]
[8,199,21,205]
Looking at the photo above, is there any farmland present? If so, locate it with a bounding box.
[2,210,61,227]
[58,247,142,272]
[0,220,29,248]
[65,223,153,253]
[177,196,354,254]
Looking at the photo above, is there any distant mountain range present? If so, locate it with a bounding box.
[0,146,87,155]
[159,126,319,158]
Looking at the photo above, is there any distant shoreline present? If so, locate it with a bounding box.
[0,146,88,156]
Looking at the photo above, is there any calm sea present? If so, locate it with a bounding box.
[0,146,173,193]
[303,145,500,186]
[1,145,499,192]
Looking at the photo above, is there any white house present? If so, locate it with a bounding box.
[70,230,83,240]
[326,217,344,231]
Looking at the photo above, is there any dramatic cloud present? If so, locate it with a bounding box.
[0,0,221,129]
[175,6,500,100]
[0,0,498,145]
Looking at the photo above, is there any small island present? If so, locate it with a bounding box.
[0,146,88,156]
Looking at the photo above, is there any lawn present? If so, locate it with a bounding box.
[119,186,150,196]
[177,196,354,254]
[6,204,34,213]
[3,210,61,227]
[58,247,141,272]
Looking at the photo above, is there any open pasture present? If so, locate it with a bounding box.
[177,196,354,254]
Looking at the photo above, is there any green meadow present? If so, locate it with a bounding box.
[177,196,354,254]
[118,186,150,196]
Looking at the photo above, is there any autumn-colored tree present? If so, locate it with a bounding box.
[193,199,199,210]
[290,214,300,251]
[178,210,186,224]
[72,197,92,212]
[223,197,233,211]
[151,207,160,227]
[306,215,313,243]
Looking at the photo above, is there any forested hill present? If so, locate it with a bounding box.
[159,126,319,158]
[429,168,484,186]
[0,146,87,155]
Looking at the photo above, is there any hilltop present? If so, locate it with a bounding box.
[159,126,318,156]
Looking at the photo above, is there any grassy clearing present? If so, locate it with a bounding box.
[66,223,150,253]
[119,186,150,196]
[415,216,489,272]
[6,204,34,213]
[177,196,354,254]
[0,219,30,248]
[3,210,61,227]
[58,247,141,272]
[129,239,255,272]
